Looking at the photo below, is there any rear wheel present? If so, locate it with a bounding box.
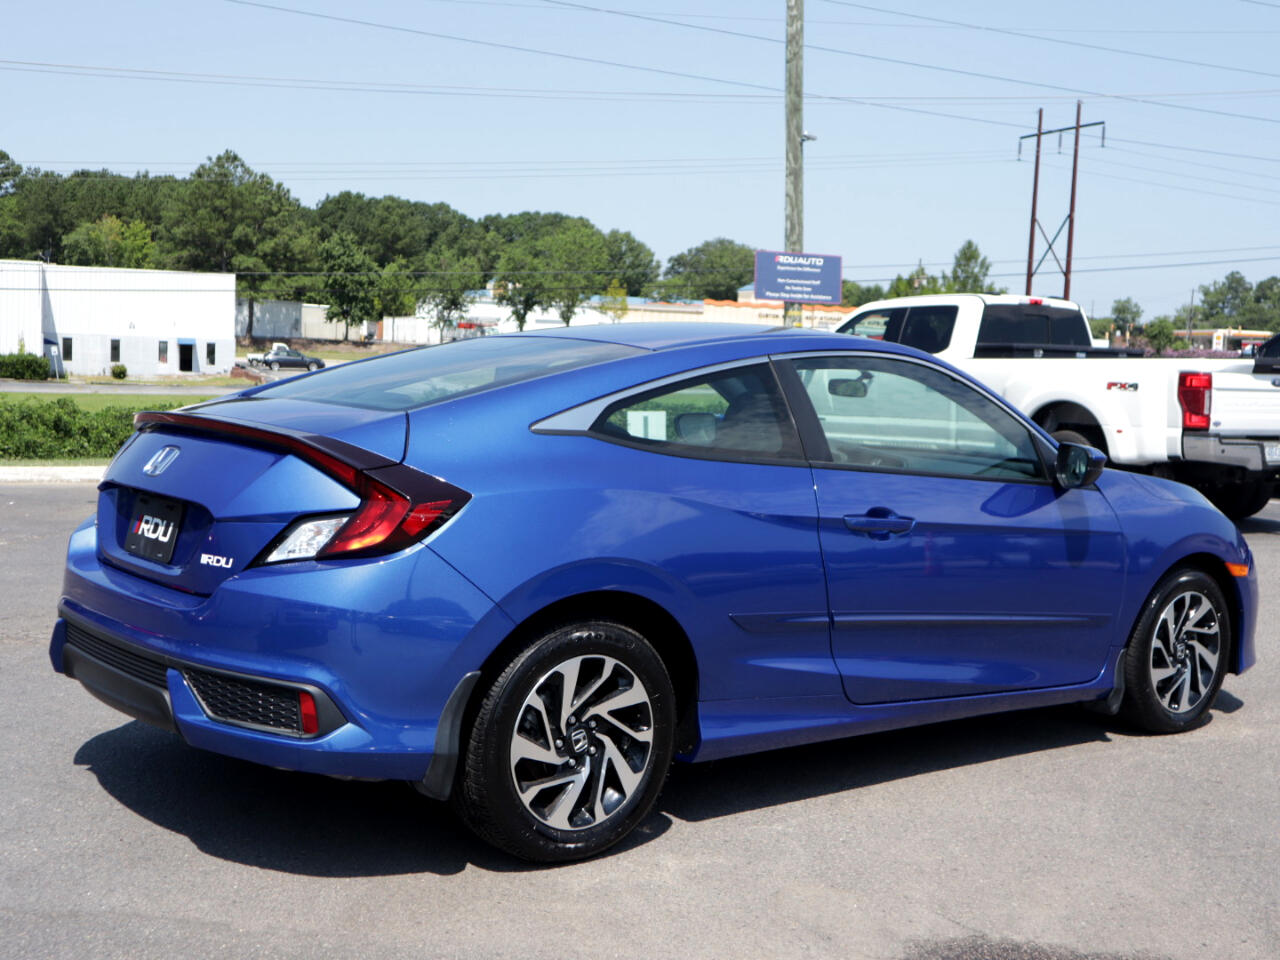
[269,361,280,371]
[1051,428,1095,449]
[1120,569,1230,733]
[455,621,675,862]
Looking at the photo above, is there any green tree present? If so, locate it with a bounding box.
[375,259,421,318]
[1109,297,1143,338]
[945,240,1004,293]
[421,249,483,329]
[603,230,659,296]
[62,215,157,269]
[601,278,629,322]
[160,151,305,299]
[0,150,21,196]
[543,222,609,324]
[1199,271,1254,324]
[319,231,379,339]
[1144,318,1180,355]
[841,280,887,307]
[661,237,755,301]
[887,262,945,298]
[494,236,550,331]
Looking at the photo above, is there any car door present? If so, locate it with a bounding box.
[775,352,1125,705]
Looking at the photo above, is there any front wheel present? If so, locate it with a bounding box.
[307,361,318,371]
[455,621,675,862]
[1120,569,1230,733]
[269,361,280,371]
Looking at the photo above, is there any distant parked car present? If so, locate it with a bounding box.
[259,346,325,372]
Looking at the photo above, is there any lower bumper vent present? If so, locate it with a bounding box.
[65,622,168,688]
[185,668,303,735]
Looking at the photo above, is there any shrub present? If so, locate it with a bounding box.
[110,363,128,380]
[0,397,189,459]
[0,353,51,381]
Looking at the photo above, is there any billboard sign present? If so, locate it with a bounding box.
[753,250,843,304]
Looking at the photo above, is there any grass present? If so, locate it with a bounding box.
[1,458,110,467]
[1,392,215,411]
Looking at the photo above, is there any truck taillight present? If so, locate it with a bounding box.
[1178,372,1212,430]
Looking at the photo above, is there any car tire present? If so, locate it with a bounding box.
[307,362,318,371]
[1120,568,1230,734]
[1051,428,1095,448]
[269,361,280,371]
[455,621,675,862]
[1203,480,1274,521]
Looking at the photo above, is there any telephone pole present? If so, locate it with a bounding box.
[784,0,803,326]
[1020,102,1104,300]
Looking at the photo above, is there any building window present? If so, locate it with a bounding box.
[206,343,216,366]
[158,341,168,363]
[110,339,120,363]
[61,337,73,361]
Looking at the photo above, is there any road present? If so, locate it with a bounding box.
[1,484,1276,960]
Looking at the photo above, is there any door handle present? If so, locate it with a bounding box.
[843,508,915,540]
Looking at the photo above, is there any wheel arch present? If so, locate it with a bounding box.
[1147,553,1246,675]
[471,590,701,757]
[1032,401,1108,454]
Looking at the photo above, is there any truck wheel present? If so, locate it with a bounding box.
[1051,429,1094,448]
[1205,481,1274,521]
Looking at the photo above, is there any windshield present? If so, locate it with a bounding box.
[257,336,643,411]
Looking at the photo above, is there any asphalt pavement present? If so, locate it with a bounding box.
[1,484,1276,960]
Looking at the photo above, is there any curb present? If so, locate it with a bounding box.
[0,466,105,483]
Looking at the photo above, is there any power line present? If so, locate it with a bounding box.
[534,0,1280,126]
[822,0,1280,82]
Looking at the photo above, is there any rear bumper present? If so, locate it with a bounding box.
[52,517,507,782]
[1181,433,1280,475]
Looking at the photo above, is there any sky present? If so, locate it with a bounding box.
[6,0,1280,321]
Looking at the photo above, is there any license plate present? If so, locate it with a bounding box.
[123,493,185,565]
[1267,442,1280,465]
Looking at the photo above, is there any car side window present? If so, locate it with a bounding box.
[591,363,803,461]
[781,356,1046,481]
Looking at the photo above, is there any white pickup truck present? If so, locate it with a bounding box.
[838,293,1280,519]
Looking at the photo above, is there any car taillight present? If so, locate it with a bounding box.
[1178,372,1212,430]
[133,411,470,564]
[298,690,319,735]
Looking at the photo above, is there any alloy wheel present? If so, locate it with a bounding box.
[1148,589,1221,714]
[508,654,654,831]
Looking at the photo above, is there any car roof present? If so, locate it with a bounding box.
[501,321,840,351]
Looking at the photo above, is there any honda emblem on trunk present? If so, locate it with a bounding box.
[142,445,180,476]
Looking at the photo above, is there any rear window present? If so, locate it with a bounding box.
[840,306,958,354]
[978,304,1090,347]
[883,305,957,354]
[256,337,643,411]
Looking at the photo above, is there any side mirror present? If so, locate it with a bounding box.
[674,412,717,445]
[1054,442,1107,489]
[828,377,868,399]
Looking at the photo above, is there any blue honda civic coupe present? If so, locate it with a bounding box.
[51,323,1257,861]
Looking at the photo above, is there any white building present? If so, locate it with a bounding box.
[0,259,236,377]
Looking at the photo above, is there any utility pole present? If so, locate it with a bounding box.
[784,0,803,326]
[1025,109,1042,296]
[1064,100,1082,301]
[1019,102,1104,299]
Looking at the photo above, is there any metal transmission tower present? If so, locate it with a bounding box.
[1020,101,1105,299]
[785,0,804,325]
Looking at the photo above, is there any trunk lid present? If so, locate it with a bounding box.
[97,399,407,595]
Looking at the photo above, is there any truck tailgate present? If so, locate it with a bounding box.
[1211,367,1280,436]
